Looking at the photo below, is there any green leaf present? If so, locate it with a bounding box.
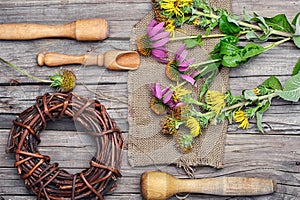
[260,76,283,90]
[211,36,239,55]
[255,100,271,133]
[276,73,300,102]
[199,69,218,100]
[243,7,252,22]
[246,30,272,42]
[292,58,300,76]
[292,13,300,48]
[243,89,258,101]
[256,112,264,133]
[264,14,294,34]
[293,36,300,49]
[219,15,241,35]
[184,35,203,48]
[246,12,272,42]
[219,41,240,55]
[241,43,265,60]
[292,12,300,26]
[222,54,242,67]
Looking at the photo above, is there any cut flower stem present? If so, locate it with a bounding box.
[222,92,279,112]
[193,9,294,38]
[0,57,51,83]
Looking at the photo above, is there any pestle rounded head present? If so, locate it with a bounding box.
[37,53,45,66]
[75,18,109,41]
[141,171,175,200]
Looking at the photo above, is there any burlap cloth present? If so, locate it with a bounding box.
[128,0,231,169]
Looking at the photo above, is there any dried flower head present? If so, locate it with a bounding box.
[175,133,194,153]
[136,19,170,63]
[166,44,195,82]
[162,115,183,135]
[149,83,174,114]
[50,69,76,93]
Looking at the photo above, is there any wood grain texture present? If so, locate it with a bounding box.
[0,0,300,199]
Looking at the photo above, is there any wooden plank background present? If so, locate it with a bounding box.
[0,0,299,199]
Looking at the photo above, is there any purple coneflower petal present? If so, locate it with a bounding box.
[154,56,169,64]
[151,49,168,59]
[147,19,158,32]
[181,74,195,85]
[190,71,199,77]
[163,91,173,104]
[178,66,189,72]
[154,83,162,99]
[178,49,188,63]
[186,58,195,65]
[148,22,165,38]
[161,86,170,96]
[151,37,169,48]
[150,31,170,41]
[175,44,186,60]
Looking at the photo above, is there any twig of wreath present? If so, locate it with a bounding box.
[5,93,124,200]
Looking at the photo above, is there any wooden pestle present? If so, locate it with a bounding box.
[0,18,108,41]
[37,51,140,70]
[141,171,276,200]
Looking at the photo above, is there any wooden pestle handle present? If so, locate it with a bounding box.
[37,52,104,67]
[0,18,108,41]
[141,171,276,200]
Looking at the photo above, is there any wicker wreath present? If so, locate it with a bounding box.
[6,93,124,200]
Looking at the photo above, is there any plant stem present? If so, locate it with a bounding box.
[264,37,291,51]
[221,92,279,112]
[170,33,227,41]
[0,57,51,83]
[194,10,293,38]
[189,58,221,68]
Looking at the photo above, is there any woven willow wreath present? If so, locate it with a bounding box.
[6,93,124,200]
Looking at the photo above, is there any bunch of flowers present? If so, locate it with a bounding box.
[149,70,300,153]
[135,0,300,153]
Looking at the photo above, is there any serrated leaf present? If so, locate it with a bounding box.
[292,58,300,76]
[276,73,300,102]
[260,76,283,90]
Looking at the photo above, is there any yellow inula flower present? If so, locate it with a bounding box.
[160,0,193,17]
[206,90,226,115]
[171,84,192,103]
[234,110,250,129]
[253,88,260,96]
[165,19,176,36]
[185,116,201,137]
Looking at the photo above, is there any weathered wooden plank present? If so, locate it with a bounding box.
[1,133,300,198]
[1,0,300,199]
